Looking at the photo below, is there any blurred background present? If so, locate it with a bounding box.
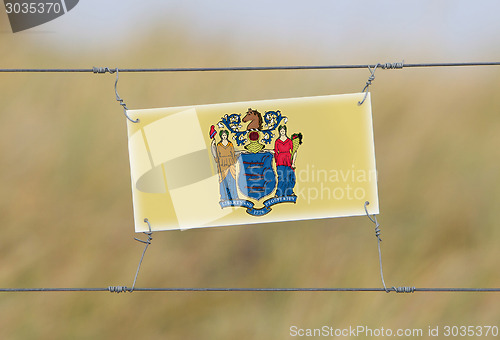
[1,1,500,339]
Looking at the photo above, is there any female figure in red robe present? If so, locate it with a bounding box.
[274,125,296,196]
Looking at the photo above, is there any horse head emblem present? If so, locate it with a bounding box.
[242,108,263,130]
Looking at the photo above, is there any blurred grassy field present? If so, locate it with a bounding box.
[1,15,500,340]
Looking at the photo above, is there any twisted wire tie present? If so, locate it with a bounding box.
[364,201,382,242]
[108,286,129,293]
[129,218,154,293]
[357,64,378,106]
[380,61,404,70]
[93,66,139,123]
[134,219,153,245]
[113,68,139,123]
[364,201,415,294]
[107,219,153,294]
[358,61,404,105]
[92,67,115,74]
[391,286,416,293]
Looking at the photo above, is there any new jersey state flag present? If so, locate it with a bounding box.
[126,93,379,232]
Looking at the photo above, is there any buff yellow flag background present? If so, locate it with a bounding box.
[127,93,379,232]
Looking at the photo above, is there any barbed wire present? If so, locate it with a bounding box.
[0,287,499,293]
[0,61,499,73]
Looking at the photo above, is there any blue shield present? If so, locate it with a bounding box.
[237,152,276,200]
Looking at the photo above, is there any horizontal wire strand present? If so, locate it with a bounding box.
[0,287,500,293]
[0,62,500,73]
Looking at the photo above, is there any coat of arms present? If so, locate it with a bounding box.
[210,108,303,216]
